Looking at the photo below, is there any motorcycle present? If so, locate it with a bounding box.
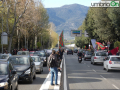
[78,56,82,63]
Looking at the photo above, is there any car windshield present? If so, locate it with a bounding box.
[87,51,92,55]
[31,57,40,62]
[9,57,30,65]
[39,53,46,57]
[96,52,107,56]
[17,51,29,55]
[111,57,120,61]
[0,55,9,59]
[0,64,8,75]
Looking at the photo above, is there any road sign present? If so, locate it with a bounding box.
[84,30,89,37]
[71,30,82,37]
[1,32,8,44]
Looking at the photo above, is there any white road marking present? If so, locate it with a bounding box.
[64,55,67,90]
[39,73,50,90]
[92,69,96,72]
[100,75,107,80]
[87,65,90,67]
[112,84,119,89]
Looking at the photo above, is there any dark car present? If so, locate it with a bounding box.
[0,61,18,90]
[67,49,73,55]
[8,55,36,83]
[73,49,78,53]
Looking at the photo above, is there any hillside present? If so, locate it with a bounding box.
[46,4,89,40]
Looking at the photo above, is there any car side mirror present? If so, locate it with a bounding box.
[11,70,16,74]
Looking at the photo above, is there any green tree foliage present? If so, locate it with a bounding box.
[114,41,120,49]
[76,0,120,48]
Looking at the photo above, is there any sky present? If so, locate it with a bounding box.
[35,0,101,8]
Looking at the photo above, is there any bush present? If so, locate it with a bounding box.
[114,41,120,49]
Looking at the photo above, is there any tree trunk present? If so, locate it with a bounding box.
[35,35,37,49]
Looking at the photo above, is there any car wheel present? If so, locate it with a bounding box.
[103,67,106,70]
[33,73,36,79]
[15,82,18,90]
[91,61,93,64]
[93,61,96,65]
[29,76,33,84]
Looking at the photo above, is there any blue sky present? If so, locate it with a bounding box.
[37,0,101,8]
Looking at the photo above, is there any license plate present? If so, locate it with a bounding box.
[114,62,120,64]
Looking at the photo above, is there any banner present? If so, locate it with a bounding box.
[91,39,96,50]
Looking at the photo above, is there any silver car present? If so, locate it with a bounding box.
[0,54,12,62]
[84,51,92,60]
[91,51,107,65]
[31,56,43,73]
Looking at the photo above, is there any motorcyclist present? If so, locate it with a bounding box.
[77,52,83,62]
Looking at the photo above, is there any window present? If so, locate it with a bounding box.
[111,57,120,61]
[0,64,8,75]
[96,52,107,56]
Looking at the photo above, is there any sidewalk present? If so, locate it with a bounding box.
[39,72,61,90]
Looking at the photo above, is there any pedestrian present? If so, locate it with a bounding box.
[56,51,61,71]
[116,50,120,56]
[48,50,58,85]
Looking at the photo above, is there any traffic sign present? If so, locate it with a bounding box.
[1,32,8,44]
[84,30,89,37]
[71,30,82,37]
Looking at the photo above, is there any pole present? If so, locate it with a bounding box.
[25,25,26,49]
[2,9,3,53]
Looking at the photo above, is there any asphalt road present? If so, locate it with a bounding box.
[65,53,120,90]
[18,66,49,90]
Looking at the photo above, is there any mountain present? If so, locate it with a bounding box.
[46,4,89,40]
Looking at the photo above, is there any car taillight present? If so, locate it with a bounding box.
[79,57,81,58]
[109,61,112,64]
[94,57,97,59]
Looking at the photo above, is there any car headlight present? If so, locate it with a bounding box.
[44,59,46,61]
[0,82,8,87]
[24,69,30,74]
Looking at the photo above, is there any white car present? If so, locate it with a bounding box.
[31,56,43,73]
[103,55,120,72]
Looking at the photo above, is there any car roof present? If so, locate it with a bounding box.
[0,61,8,64]
[31,56,39,57]
[9,55,30,57]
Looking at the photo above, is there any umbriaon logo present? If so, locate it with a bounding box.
[91,1,119,7]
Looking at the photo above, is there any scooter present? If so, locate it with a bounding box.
[78,56,82,63]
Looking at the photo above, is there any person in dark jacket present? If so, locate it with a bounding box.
[48,50,58,85]
[116,50,120,56]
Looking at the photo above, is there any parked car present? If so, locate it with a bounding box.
[0,61,18,90]
[73,49,78,53]
[0,54,12,62]
[91,51,107,65]
[34,51,47,66]
[103,55,120,72]
[67,49,73,55]
[8,55,36,83]
[84,51,92,60]
[31,56,43,73]
[17,51,29,55]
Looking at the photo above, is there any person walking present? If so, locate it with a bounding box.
[56,51,61,71]
[48,50,58,85]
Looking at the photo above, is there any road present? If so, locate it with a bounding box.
[18,53,120,90]
[65,53,120,90]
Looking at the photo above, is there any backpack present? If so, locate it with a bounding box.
[49,57,57,67]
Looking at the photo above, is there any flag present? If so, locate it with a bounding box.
[59,31,64,49]
[96,42,105,50]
